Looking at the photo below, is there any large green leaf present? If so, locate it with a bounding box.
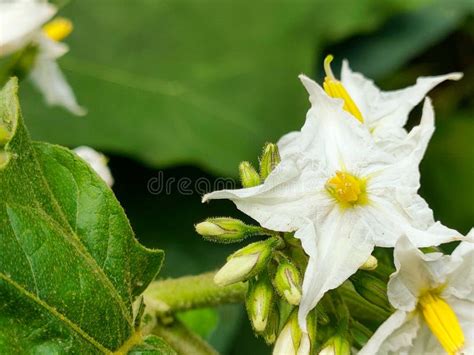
[0,78,167,353]
[21,0,435,175]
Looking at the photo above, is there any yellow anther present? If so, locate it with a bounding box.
[419,293,464,355]
[323,54,364,123]
[326,171,367,207]
[43,18,73,42]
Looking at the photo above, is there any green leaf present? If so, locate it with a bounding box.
[128,335,177,355]
[0,78,165,353]
[20,0,435,175]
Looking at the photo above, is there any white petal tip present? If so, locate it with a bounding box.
[449,72,464,81]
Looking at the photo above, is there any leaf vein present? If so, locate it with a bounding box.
[0,272,111,354]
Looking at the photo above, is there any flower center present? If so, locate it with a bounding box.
[419,292,464,354]
[323,55,364,123]
[43,18,73,42]
[325,171,367,207]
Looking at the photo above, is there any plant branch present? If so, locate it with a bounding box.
[152,320,218,355]
[143,271,247,316]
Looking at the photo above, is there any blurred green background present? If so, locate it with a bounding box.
[18,0,473,353]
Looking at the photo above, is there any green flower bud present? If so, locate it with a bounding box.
[239,161,261,187]
[273,310,309,355]
[351,271,392,312]
[214,237,281,286]
[262,303,280,345]
[319,334,351,355]
[195,217,262,243]
[246,273,274,332]
[259,143,281,179]
[359,255,378,270]
[273,259,302,305]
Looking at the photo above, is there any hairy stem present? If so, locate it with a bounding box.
[152,320,218,355]
[143,271,247,315]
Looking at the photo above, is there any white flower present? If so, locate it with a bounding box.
[279,56,462,159]
[0,0,85,115]
[74,146,114,187]
[203,75,469,330]
[360,235,474,355]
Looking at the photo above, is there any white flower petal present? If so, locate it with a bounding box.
[296,210,374,331]
[364,192,463,248]
[341,60,462,136]
[379,97,435,161]
[359,310,420,355]
[408,323,445,355]
[73,146,114,187]
[444,238,474,301]
[36,33,69,59]
[0,0,56,56]
[365,105,465,249]
[388,236,450,311]
[29,47,87,116]
[203,159,325,233]
[277,131,300,159]
[297,75,388,172]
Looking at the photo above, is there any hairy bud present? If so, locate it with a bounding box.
[273,310,309,355]
[214,237,281,286]
[239,161,261,187]
[259,143,281,179]
[195,217,262,243]
[273,259,302,305]
[246,273,274,332]
[262,304,280,345]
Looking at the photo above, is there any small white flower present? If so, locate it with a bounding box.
[360,235,474,355]
[0,0,56,56]
[204,75,469,330]
[74,146,114,187]
[0,0,85,115]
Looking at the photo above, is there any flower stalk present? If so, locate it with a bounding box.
[143,271,247,316]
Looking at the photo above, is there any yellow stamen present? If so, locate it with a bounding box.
[323,55,364,123]
[42,18,73,42]
[419,293,464,354]
[325,171,367,207]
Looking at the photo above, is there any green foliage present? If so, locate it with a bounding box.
[0,79,165,353]
[128,335,177,355]
[21,0,439,175]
